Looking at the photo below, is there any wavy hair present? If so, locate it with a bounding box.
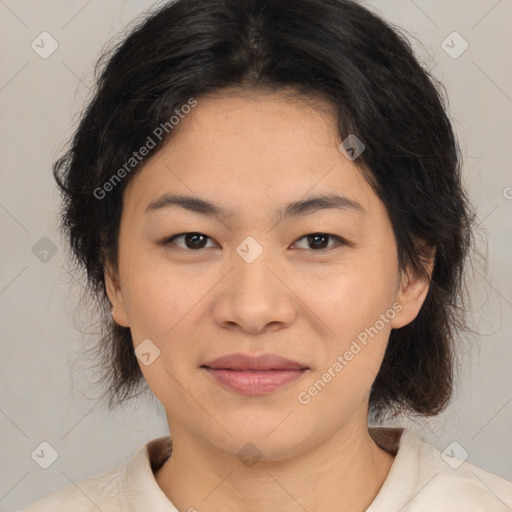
[54,0,475,422]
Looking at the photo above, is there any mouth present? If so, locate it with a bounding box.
[201,367,309,395]
[200,353,309,395]
[202,352,309,371]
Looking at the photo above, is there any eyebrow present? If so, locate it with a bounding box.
[145,192,364,220]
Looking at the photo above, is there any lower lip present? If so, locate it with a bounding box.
[203,367,308,395]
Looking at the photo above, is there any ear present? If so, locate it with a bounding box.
[390,246,436,329]
[104,263,130,328]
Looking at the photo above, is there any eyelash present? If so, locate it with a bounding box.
[159,232,348,253]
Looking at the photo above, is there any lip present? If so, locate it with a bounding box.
[203,352,308,371]
[203,368,308,395]
[201,353,309,395]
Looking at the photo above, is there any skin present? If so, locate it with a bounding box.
[105,89,432,512]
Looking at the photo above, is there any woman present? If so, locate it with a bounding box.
[22,0,512,510]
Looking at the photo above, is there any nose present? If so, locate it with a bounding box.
[211,242,297,335]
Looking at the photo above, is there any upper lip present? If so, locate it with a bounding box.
[202,353,309,371]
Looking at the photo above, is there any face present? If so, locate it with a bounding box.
[105,89,430,459]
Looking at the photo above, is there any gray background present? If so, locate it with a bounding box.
[1,0,511,510]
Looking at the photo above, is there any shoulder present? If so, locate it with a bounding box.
[409,431,512,510]
[19,463,126,512]
[369,427,512,511]
[19,436,173,512]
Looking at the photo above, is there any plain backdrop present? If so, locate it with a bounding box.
[0,0,511,510]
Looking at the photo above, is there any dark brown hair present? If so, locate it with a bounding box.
[54,0,474,422]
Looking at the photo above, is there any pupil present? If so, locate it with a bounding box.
[310,234,327,249]
[187,233,206,249]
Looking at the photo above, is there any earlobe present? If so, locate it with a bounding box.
[390,250,435,330]
[104,264,130,328]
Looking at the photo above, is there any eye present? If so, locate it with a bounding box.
[162,232,217,250]
[160,232,347,252]
[292,233,346,252]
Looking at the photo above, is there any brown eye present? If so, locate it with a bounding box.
[163,232,216,250]
[293,233,345,251]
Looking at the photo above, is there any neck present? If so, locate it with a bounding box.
[155,422,396,512]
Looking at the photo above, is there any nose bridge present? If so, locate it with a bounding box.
[212,233,296,332]
[231,233,278,294]
[235,234,267,266]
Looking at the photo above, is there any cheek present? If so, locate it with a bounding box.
[296,268,397,414]
[124,265,201,401]
[304,256,398,337]
[121,259,199,337]
[121,259,210,382]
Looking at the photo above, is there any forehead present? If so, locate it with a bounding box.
[190,88,338,138]
[123,91,379,220]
